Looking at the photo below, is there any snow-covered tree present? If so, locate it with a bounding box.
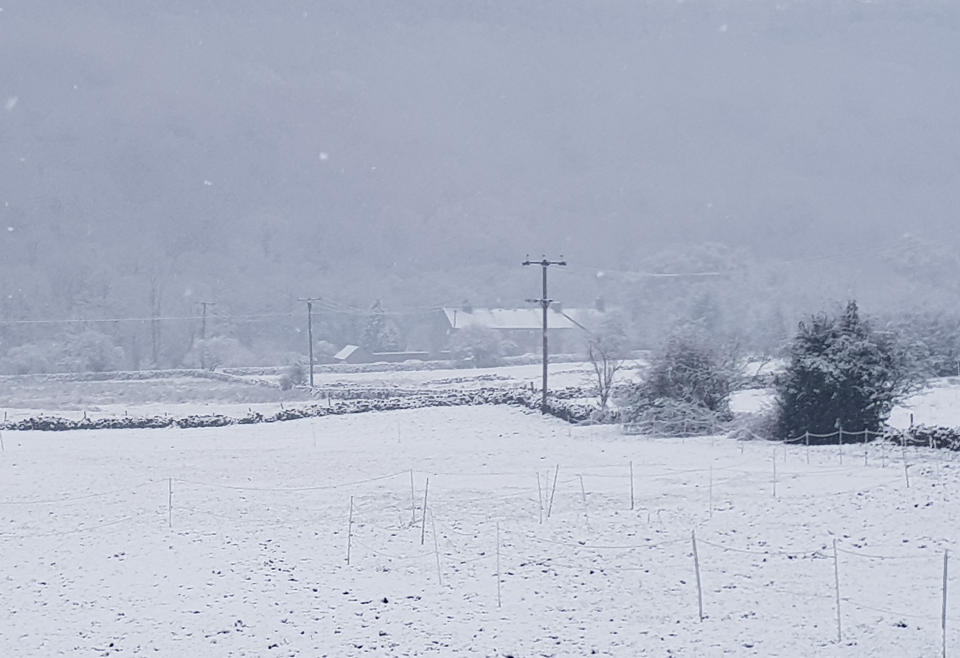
[775,301,921,441]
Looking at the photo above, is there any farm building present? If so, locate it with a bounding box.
[435,305,605,354]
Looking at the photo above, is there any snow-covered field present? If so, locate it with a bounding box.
[0,362,640,424]
[2,405,959,656]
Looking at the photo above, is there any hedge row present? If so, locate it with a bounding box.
[886,424,960,451]
[307,383,595,402]
[0,387,600,432]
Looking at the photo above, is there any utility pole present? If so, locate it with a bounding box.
[198,301,215,370]
[523,255,566,414]
[298,297,322,387]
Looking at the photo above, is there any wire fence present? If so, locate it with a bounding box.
[1,437,958,652]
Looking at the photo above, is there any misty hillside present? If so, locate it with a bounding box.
[1,1,958,365]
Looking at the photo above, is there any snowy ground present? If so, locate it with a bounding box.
[2,405,959,656]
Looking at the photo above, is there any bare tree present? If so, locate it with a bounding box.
[588,333,625,411]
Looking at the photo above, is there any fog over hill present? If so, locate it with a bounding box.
[1,1,958,364]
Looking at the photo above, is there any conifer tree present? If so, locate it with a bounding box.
[775,301,920,441]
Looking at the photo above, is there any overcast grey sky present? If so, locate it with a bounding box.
[1,1,958,314]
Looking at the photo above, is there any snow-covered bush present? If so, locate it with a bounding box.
[279,362,306,390]
[620,330,737,432]
[498,339,523,357]
[450,326,503,367]
[314,340,339,364]
[58,330,125,373]
[775,301,922,442]
[191,336,254,370]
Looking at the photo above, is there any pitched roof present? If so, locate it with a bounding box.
[333,344,361,360]
[441,307,601,331]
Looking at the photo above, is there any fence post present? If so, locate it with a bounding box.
[902,438,911,489]
[420,478,430,545]
[944,550,949,658]
[431,511,442,586]
[547,465,559,518]
[833,538,842,643]
[578,474,589,525]
[772,450,777,499]
[805,431,810,464]
[629,460,635,511]
[346,496,354,565]
[864,428,869,467]
[537,472,543,524]
[708,466,713,519]
[692,529,704,621]
[496,521,502,608]
[838,424,843,465]
[409,469,416,525]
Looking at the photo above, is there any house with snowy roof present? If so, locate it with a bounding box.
[433,304,604,355]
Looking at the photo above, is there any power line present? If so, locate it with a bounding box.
[0,311,298,326]
[0,301,458,327]
[567,238,912,282]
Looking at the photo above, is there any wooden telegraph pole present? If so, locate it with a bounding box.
[523,255,566,414]
[198,301,215,370]
[298,297,322,387]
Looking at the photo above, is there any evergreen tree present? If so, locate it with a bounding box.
[360,301,387,352]
[775,301,920,441]
[360,300,404,352]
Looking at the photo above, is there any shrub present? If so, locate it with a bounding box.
[498,339,523,357]
[59,330,125,373]
[192,336,254,370]
[620,330,738,433]
[279,363,306,390]
[450,326,503,367]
